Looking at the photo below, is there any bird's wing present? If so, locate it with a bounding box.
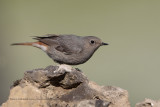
[55,45,74,55]
[33,34,59,45]
[33,34,82,55]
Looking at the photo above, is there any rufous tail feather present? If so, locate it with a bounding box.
[11,42,48,51]
[11,42,34,46]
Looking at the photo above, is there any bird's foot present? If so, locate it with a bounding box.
[54,64,73,73]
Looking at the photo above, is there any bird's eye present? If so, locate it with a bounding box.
[90,40,95,44]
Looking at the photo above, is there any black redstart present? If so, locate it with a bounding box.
[12,34,108,67]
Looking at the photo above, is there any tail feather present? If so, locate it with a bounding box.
[11,42,33,46]
[11,42,48,51]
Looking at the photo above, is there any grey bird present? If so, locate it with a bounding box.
[12,34,108,65]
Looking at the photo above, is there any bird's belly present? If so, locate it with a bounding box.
[47,52,90,65]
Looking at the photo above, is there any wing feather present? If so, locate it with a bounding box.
[33,34,82,55]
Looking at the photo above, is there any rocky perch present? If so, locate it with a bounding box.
[2,65,131,107]
[135,99,160,107]
[2,65,160,107]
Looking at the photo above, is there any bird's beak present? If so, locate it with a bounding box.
[101,42,109,46]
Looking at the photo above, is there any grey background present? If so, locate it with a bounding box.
[0,0,160,106]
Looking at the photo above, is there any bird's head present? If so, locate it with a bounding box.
[83,36,108,51]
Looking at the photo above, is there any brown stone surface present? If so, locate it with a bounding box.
[2,65,130,107]
[135,99,160,107]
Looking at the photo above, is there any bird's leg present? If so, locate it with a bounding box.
[54,64,73,73]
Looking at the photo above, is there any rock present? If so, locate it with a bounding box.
[135,99,160,107]
[2,65,130,107]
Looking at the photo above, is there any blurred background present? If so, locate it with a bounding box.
[0,0,160,106]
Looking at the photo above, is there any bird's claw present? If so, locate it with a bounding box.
[54,64,73,73]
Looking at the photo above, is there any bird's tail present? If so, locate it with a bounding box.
[11,42,48,51]
[11,42,34,46]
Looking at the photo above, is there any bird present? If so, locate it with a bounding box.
[12,34,108,71]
